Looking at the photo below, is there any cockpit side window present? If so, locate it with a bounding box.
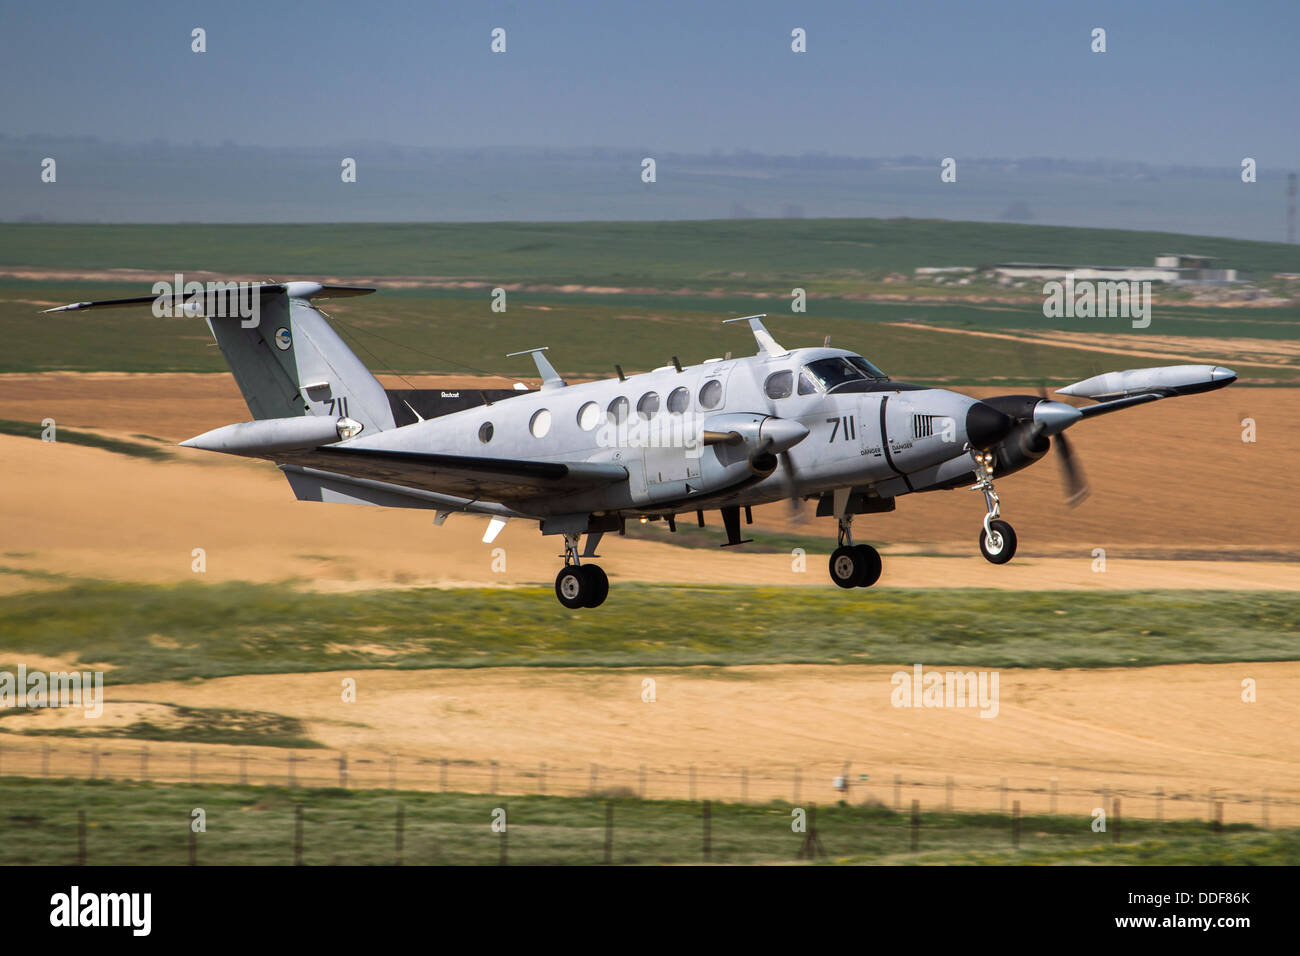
[764,370,793,399]
[797,371,818,395]
[846,355,889,380]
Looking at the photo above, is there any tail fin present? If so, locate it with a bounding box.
[45,280,396,433]
[207,283,395,431]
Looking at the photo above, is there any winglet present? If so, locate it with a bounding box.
[723,314,787,357]
[506,347,566,390]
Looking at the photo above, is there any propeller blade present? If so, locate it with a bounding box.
[1055,432,1090,507]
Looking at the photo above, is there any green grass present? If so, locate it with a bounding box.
[0,580,1297,684]
[3,281,1292,384]
[1,218,1296,381]
[0,778,1293,865]
[4,219,1299,285]
[0,419,171,460]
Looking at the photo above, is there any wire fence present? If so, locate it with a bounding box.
[0,736,1294,828]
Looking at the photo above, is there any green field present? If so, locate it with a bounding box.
[0,778,1293,866]
[1,219,1296,382]
[4,219,1299,285]
[1,580,1297,685]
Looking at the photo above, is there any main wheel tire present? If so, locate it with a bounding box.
[555,566,588,609]
[979,519,1017,564]
[853,544,883,587]
[829,546,862,589]
[582,564,609,608]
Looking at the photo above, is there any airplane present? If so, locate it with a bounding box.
[47,281,1237,608]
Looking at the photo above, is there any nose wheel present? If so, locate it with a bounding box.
[828,514,883,588]
[971,452,1018,564]
[554,533,609,609]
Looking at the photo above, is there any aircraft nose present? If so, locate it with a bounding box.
[1212,366,1237,386]
[759,416,810,454]
[965,401,1015,450]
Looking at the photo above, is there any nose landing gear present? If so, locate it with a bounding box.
[828,513,883,588]
[971,452,1017,564]
[554,532,609,609]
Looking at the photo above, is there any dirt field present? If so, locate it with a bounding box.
[2,372,1296,828]
[3,661,1297,823]
[1,373,1296,591]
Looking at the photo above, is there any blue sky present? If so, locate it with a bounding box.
[3,0,1296,164]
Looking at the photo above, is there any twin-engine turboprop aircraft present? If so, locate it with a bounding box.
[48,282,1236,608]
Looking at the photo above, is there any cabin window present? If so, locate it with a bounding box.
[607,396,630,425]
[577,401,600,431]
[667,386,690,414]
[478,422,494,443]
[764,370,793,399]
[637,391,660,419]
[699,379,723,409]
[529,408,552,438]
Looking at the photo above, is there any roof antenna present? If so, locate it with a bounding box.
[671,356,683,373]
[823,335,831,347]
[614,364,627,382]
[506,347,566,390]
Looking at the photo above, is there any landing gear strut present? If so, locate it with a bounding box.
[828,513,882,588]
[971,452,1017,564]
[554,533,609,609]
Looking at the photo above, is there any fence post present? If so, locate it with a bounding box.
[1050,776,1058,815]
[910,799,920,853]
[1012,799,1021,849]
[499,803,508,866]
[702,800,712,862]
[1213,800,1223,834]
[338,751,348,789]
[1113,797,1121,845]
[395,804,404,866]
[77,809,86,866]
[1207,787,1216,824]
[604,802,613,865]
[293,804,303,865]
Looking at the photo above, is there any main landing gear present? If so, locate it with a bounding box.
[554,532,609,609]
[971,451,1017,564]
[828,513,882,589]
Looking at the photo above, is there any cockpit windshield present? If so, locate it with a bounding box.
[804,355,889,391]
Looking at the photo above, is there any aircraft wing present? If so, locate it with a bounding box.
[277,446,628,502]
